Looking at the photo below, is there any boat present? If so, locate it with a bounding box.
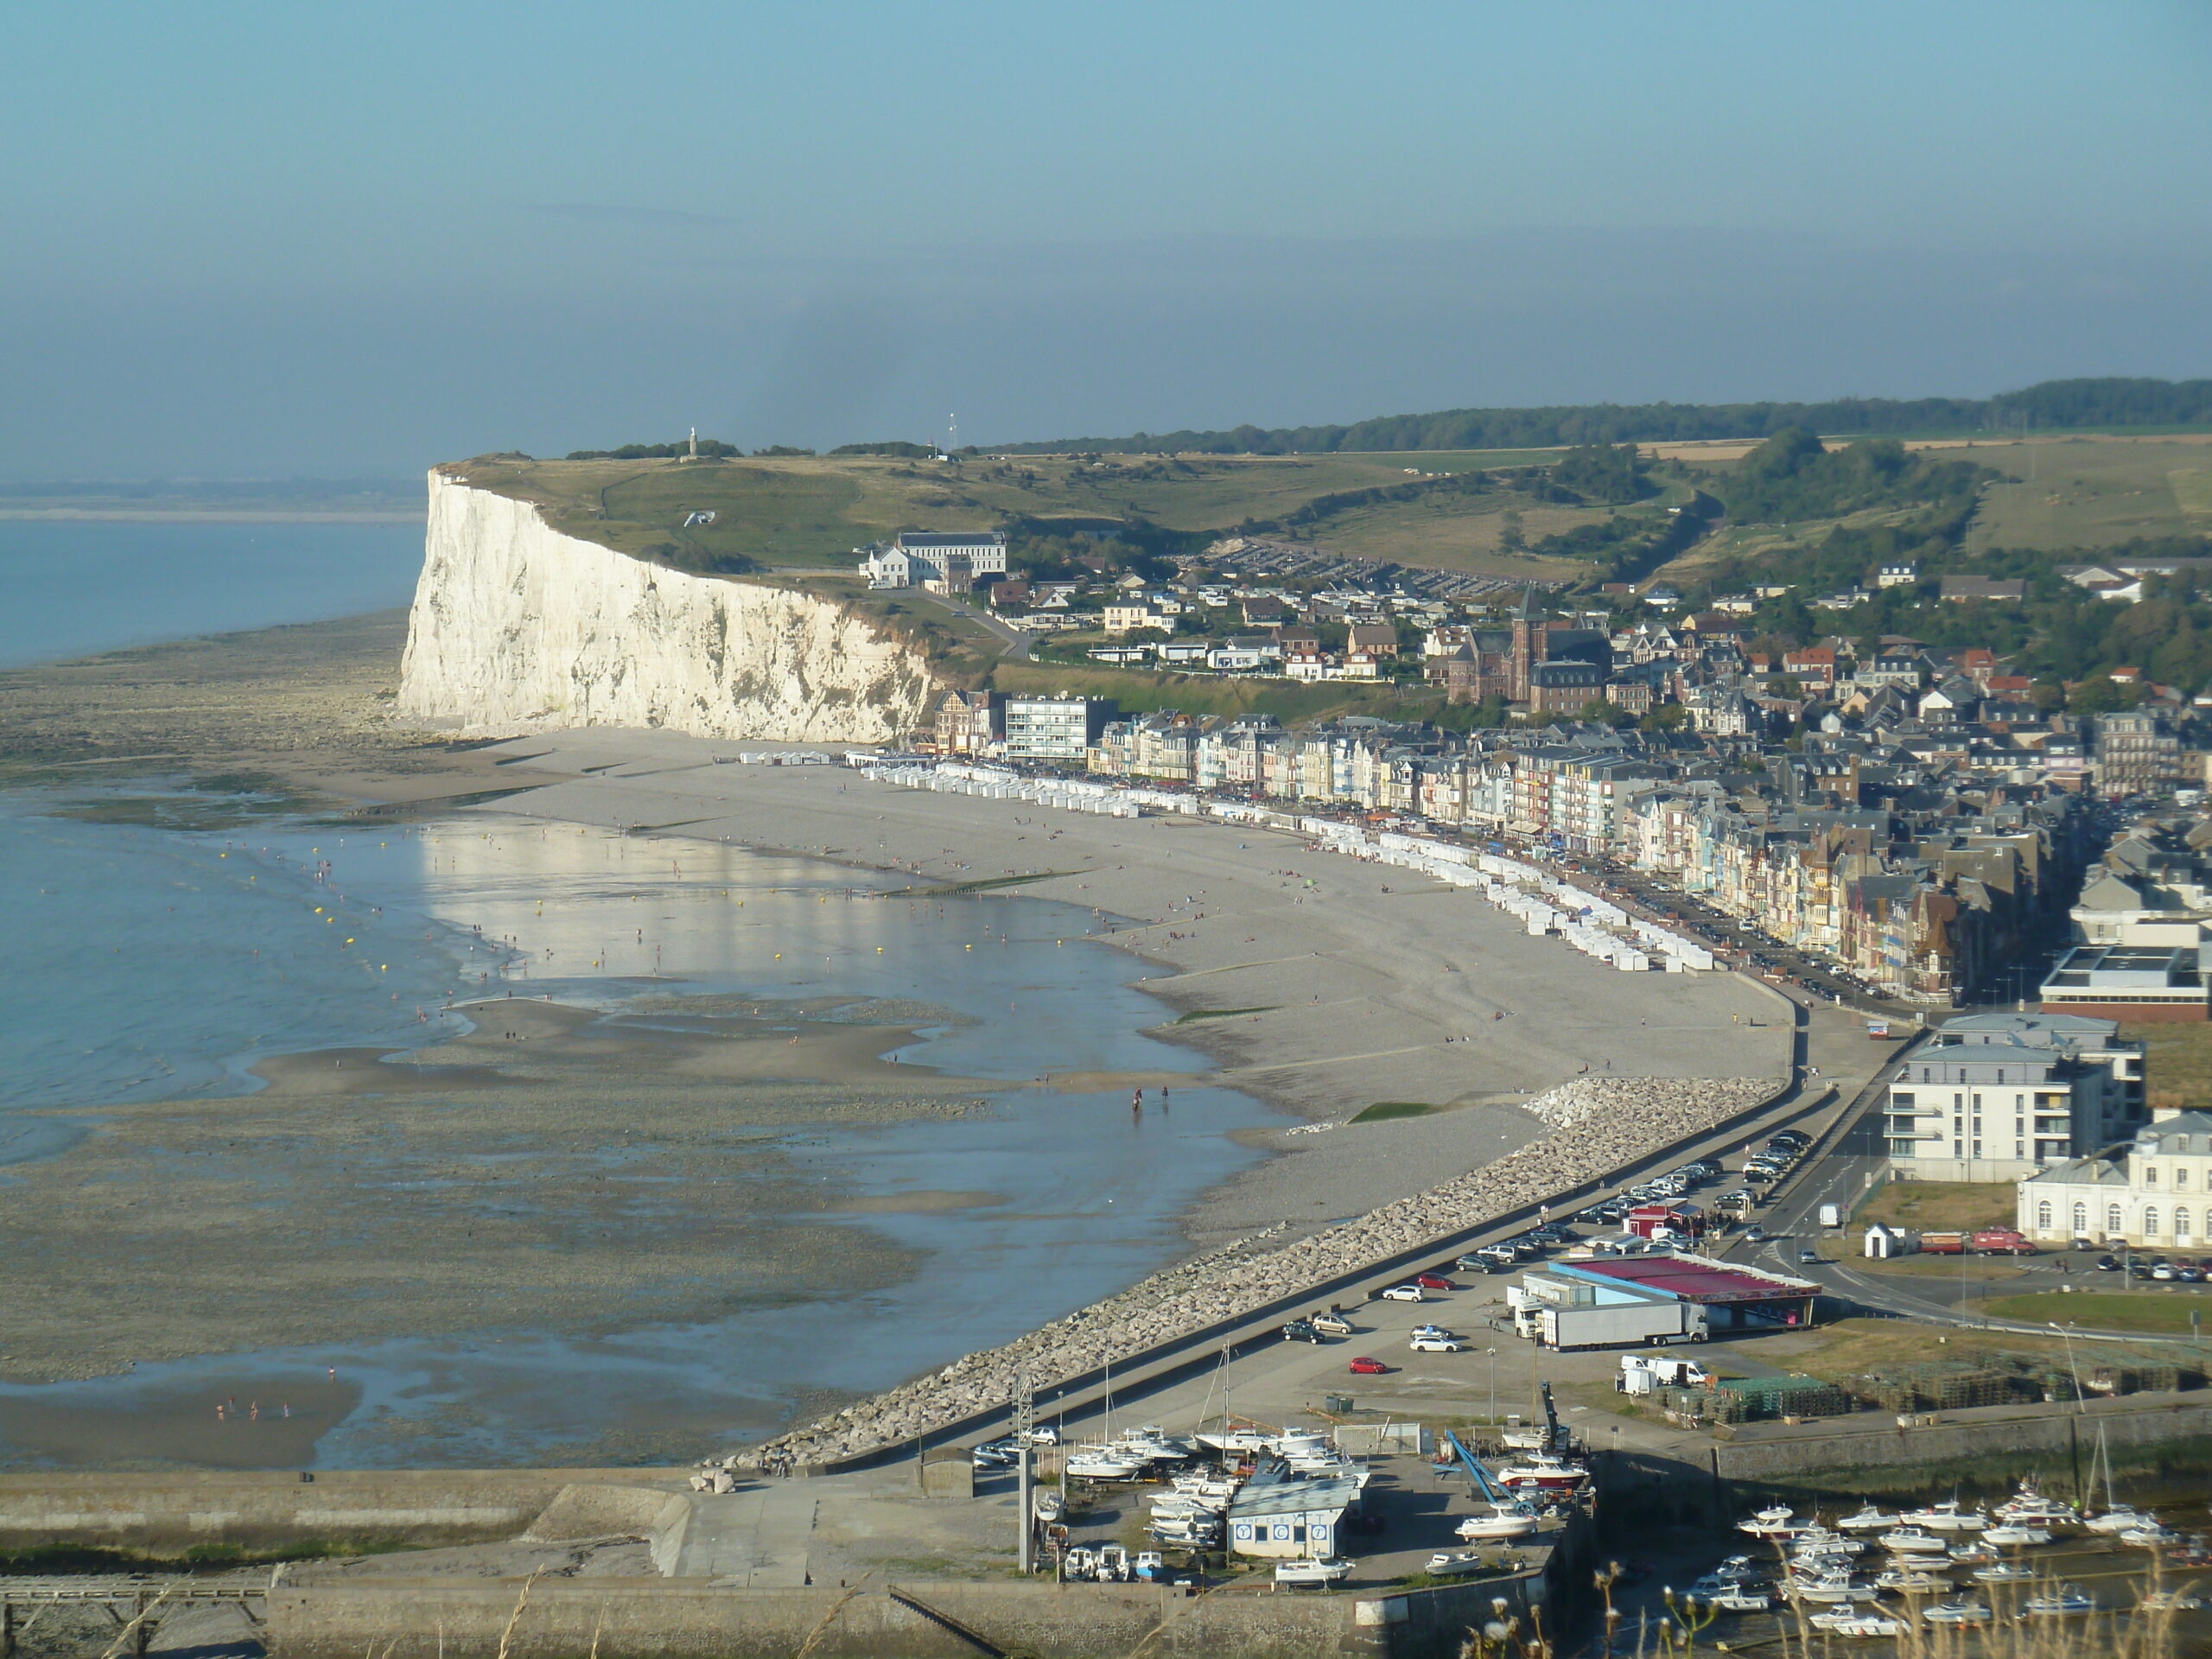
[1738,1505,1810,1539]
[1873,1567,1950,1593]
[1834,1504,1898,1533]
[1901,1500,1989,1532]
[1196,1428,1273,1454]
[1065,1447,1147,1479]
[1993,1481,2078,1527]
[1456,1505,1539,1541]
[1920,1599,1993,1626]
[1878,1528,1950,1555]
[2084,1504,2156,1534]
[2120,1523,2184,1548]
[1789,1529,1866,1557]
[1808,1612,1904,1637]
[1786,1570,1878,1605]
[1974,1562,2035,1582]
[1096,1544,1132,1581]
[1033,1490,1065,1522]
[1494,1452,1589,1492]
[1946,1543,1997,1567]
[2022,1585,2096,1617]
[1981,1524,2052,1548]
[1063,1547,1097,1580]
[2139,1590,2205,1611]
[1425,1549,1491,1577]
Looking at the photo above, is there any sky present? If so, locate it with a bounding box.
[3,1,2209,479]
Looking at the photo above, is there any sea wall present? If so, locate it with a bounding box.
[742,1076,1778,1471]
[397,473,936,742]
[0,1468,684,1554]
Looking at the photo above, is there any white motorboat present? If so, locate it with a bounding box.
[1993,1481,2077,1527]
[2140,1590,2205,1611]
[2022,1585,2096,1617]
[1789,1529,1866,1557]
[1063,1547,1098,1580]
[1787,1570,1877,1605]
[1878,1528,1950,1555]
[1901,1500,1988,1532]
[1834,1504,1897,1533]
[2083,1503,2155,1534]
[2120,1522,2184,1548]
[1981,1523,2051,1548]
[1808,1612,1904,1637]
[1096,1545,1132,1581]
[1873,1567,1950,1593]
[1920,1599,1992,1626]
[1945,1542,1997,1567]
[1737,1504,1804,1538]
[1033,1490,1065,1522]
[1456,1506,1538,1541]
[1974,1562,2035,1583]
[1065,1446,1147,1479]
[1197,1428,1273,1454]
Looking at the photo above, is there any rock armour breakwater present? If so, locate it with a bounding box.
[398,472,936,742]
[741,1075,1774,1468]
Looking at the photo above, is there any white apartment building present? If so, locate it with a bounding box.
[1003,696,1116,762]
[1885,1011,2145,1182]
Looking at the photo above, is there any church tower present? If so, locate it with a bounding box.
[1508,588,1550,702]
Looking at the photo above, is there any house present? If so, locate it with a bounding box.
[1102,604,1166,635]
[1941,575,2028,603]
[1643,586,1683,609]
[1527,658,1605,715]
[2018,1109,2212,1249]
[857,531,1009,591]
[1345,622,1398,658]
[931,689,1005,756]
[1877,561,1921,588]
[1782,646,1837,690]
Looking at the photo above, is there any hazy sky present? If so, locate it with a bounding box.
[4,2,2209,478]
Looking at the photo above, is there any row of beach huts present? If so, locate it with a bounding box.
[846,758,1715,974]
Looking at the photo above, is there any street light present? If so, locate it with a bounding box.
[1487,1347,1498,1431]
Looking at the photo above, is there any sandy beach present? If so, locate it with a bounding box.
[424,728,1791,1250]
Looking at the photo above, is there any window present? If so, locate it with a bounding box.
[2145,1206,2161,1237]
[2108,1204,2124,1236]
[2178,1208,2194,1243]
[1892,1092,1916,1108]
[2037,1201,2053,1230]
[2146,1165,2159,1186]
[2180,1168,2190,1191]
[2074,1203,2088,1234]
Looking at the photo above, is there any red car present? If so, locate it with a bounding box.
[1414,1273,1456,1291]
[1348,1357,1389,1376]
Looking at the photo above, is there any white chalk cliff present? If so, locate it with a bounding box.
[398,472,937,742]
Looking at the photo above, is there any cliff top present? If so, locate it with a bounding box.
[435,448,1608,584]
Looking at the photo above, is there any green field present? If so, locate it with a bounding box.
[2126,1021,2212,1116]
[1959,435,2212,552]
[1856,1180,2017,1233]
[1979,1291,2212,1335]
[449,448,1606,577]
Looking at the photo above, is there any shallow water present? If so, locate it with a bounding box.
[0,801,1281,1466]
[0,521,425,666]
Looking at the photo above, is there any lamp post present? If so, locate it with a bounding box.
[1486,1347,1498,1433]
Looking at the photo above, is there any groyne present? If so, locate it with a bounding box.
[740,1075,1777,1472]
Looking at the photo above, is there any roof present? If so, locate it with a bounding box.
[1568,1253,1816,1305]
[895,531,1007,549]
[2022,1157,2130,1188]
[1226,1475,1365,1520]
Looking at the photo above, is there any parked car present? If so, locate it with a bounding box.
[1348,1357,1389,1375]
[2095,1255,2121,1272]
[1379,1285,1425,1303]
[1274,1557,1353,1586]
[1410,1336,1465,1353]
[1282,1319,1323,1342]
[1311,1313,1354,1337]
[1414,1273,1456,1291]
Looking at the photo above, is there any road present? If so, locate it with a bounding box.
[916,589,1034,660]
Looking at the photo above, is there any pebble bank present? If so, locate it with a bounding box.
[736,1074,1775,1469]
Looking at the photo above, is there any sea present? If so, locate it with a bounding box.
[0,518,1280,1467]
[0,519,427,666]
[0,803,1279,1468]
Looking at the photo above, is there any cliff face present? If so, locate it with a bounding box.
[397,473,937,742]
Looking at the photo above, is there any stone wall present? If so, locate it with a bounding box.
[742,1077,1777,1471]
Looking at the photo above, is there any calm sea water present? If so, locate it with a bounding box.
[0,800,1279,1466]
[0,520,425,666]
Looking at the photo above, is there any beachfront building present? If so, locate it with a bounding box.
[1004,696,1117,762]
[2038,944,2210,1023]
[1885,1011,2145,1182]
[2018,1109,2212,1249]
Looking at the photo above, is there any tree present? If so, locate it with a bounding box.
[2067,676,2140,715]
[1639,702,1689,732]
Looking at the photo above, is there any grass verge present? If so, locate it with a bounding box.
[1351,1101,1437,1123]
[1979,1290,2212,1336]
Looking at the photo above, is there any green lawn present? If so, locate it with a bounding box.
[1961,435,2212,552]
[1856,1180,2017,1233]
[2126,1020,2212,1116]
[1980,1290,2212,1336]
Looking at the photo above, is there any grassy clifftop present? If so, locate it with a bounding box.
[441,448,1613,578]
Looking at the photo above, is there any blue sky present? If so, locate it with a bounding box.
[3,2,2208,477]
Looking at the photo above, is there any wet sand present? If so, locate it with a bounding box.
[0,994,995,1387]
